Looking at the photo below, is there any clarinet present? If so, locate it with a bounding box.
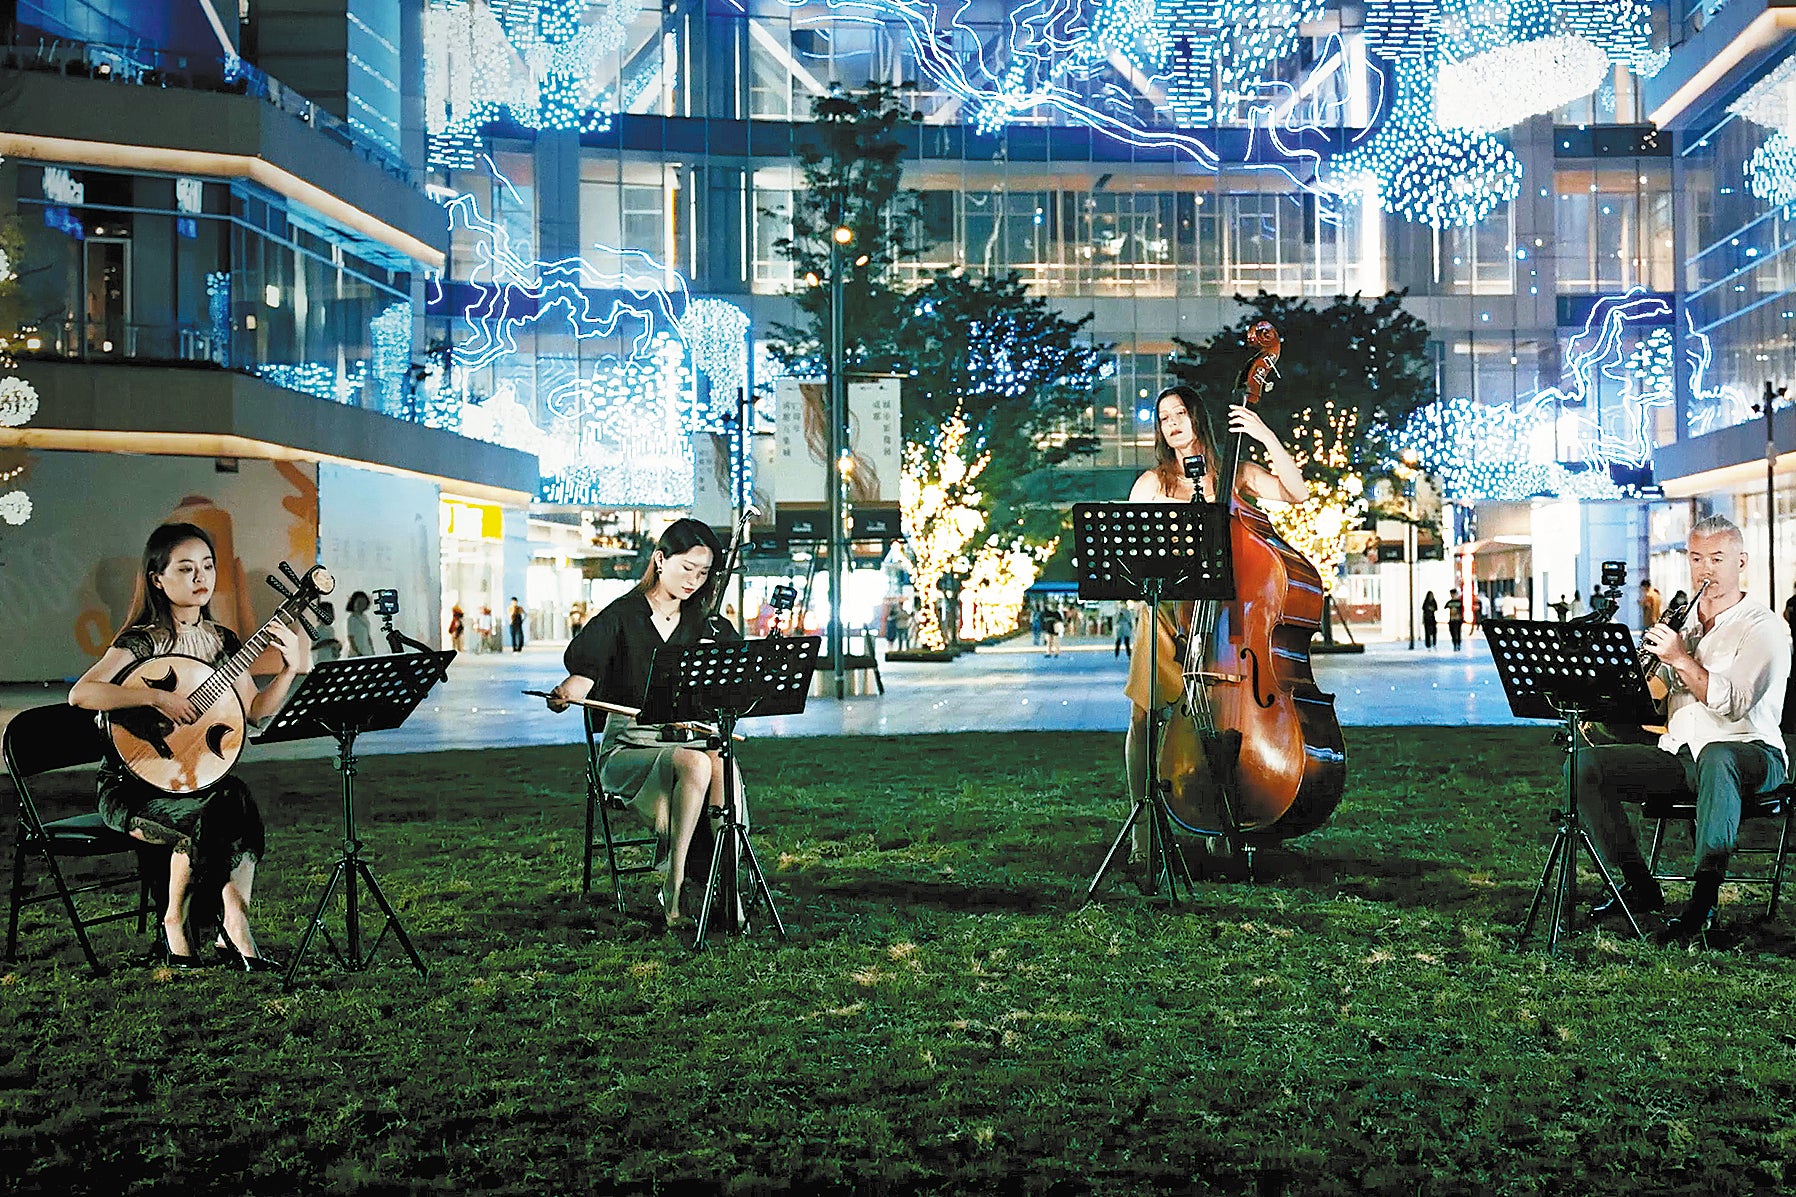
[1643,580,1709,681]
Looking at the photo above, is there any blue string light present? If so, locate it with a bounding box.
[440,160,766,508]
[1399,289,1745,498]
[1330,55,1521,227]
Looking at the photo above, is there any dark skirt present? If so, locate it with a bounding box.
[98,766,265,920]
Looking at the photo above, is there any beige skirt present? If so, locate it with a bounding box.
[596,714,749,864]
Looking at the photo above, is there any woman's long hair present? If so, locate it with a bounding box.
[116,522,218,642]
[1151,386,1222,498]
[638,518,726,612]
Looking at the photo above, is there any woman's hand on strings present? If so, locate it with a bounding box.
[1227,404,1277,447]
[150,691,199,725]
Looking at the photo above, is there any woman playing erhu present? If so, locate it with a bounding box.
[545,519,744,927]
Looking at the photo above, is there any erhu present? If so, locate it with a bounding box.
[703,503,758,639]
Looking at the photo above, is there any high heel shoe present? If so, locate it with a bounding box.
[215,934,282,973]
[657,886,689,930]
[157,926,208,970]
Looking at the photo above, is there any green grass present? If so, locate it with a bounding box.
[5,728,1796,1195]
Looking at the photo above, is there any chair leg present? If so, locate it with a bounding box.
[582,779,597,896]
[598,798,627,914]
[6,827,27,962]
[41,845,107,975]
[1770,805,1793,920]
[1647,817,1668,878]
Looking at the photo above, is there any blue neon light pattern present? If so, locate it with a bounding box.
[443,177,758,508]
[206,271,230,368]
[1328,55,1520,228]
[1400,290,1746,500]
[423,0,630,169]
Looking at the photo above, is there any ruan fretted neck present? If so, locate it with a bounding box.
[188,614,289,714]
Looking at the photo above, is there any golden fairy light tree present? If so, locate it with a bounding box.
[1266,399,1366,588]
[898,414,988,649]
[959,537,1056,643]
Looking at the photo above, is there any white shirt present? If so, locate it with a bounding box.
[1659,595,1791,764]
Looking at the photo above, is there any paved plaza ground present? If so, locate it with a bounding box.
[0,631,1521,766]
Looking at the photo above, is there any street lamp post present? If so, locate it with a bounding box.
[827,226,853,700]
[1396,449,1420,650]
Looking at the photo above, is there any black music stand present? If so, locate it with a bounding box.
[253,650,454,987]
[1073,501,1234,904]
[638,635,819,948]
[1485,619,1660,952]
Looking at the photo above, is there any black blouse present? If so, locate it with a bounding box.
[563,589,739,708]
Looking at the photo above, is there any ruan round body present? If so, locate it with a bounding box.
[105,654,247,793]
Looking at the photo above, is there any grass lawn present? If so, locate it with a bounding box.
[5,727,1796,1195]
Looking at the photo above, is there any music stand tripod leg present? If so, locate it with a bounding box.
[691,717,784,949]
[283,858,347,990]
[1519,828,1566,945]
[1084,799,1147,902]
[353,857,428,978]
[1145,781,1190,901]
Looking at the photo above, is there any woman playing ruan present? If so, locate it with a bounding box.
[69,523,308,969]
[546,519,743,926]
[1121,385,1309,858]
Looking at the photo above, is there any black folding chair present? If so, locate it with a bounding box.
[1646,782,1795,919]
[5,704,165,974]
[581,709,659,912]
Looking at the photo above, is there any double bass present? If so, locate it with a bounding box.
[1157,321,1347,839]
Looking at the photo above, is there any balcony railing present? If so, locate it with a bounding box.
[19,318,230,366]
[0,36,418,187]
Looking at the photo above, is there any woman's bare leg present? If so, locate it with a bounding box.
[139,831,196,957]
[663,750,713,916]
[221,857,258,957]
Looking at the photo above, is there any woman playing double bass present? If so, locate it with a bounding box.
[1121,384,1309,861]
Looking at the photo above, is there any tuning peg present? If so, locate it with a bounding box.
[293,613,317,639]
[279,561,304,590]
[267,574,296,600]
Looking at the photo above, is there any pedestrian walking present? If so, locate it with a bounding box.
[448,604,465,653]
[1445,589,1464,650]
[508,597,525,651]
[1031,606,1043,646]
[1421,590,1438,649]
[1114,604,1135,658]
[1041,605,1063,657]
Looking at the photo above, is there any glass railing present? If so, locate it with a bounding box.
[0,36,419,187]
[17,318,230,366]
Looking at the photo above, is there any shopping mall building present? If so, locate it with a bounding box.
[0,0,1793,677]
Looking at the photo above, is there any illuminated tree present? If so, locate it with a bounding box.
[898,415,988,650]
[1268,400,1366,590]
[895,271,1107,543]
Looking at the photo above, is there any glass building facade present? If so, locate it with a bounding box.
[423,4,1683,495]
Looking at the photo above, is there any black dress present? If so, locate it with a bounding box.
[96,622,266,921]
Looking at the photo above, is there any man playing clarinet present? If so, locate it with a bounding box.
[1578,515,1790,944]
